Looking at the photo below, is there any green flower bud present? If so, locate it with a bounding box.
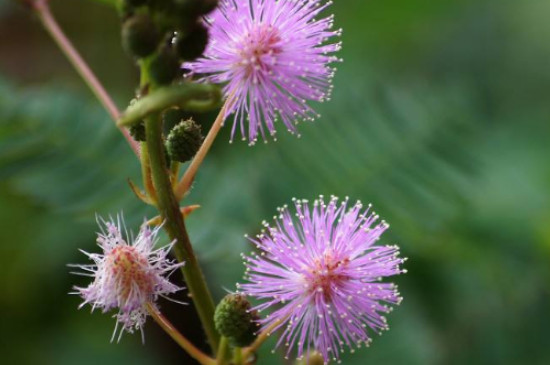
[165,119,203,163]
[149,47,180,86]
[214,294,259,348]
[175,23,209,61]
[128,120,146,141]
[121,14,160,58]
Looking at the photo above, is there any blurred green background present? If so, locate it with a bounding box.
[1,0,550,364]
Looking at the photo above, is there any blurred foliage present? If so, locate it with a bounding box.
[1,0,550,364]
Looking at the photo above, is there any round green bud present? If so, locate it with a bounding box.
[128,120,146,141]
[165,119,203,163]
[121,14,160,58]
[214,294,259,348]
[175,23,209,61]
[149,47,180,86]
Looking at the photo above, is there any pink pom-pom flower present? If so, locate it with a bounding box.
[239,197,406,362]
[185,0,342,144]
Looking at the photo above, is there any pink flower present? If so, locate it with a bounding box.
[71,216,184,341]
[239,197,406,362]
[185,0,342,144]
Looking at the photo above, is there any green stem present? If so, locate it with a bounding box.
[170,161,181,187]
[140,142,157,203]
[217,337,230,365]
[144,112,220,353]
[118,83,221,127]
[233,347,243,365]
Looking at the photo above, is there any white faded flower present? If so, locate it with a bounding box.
[71,216,184,341]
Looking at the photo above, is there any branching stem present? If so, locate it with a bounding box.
[144,111,220,353]
[32,0,140,157]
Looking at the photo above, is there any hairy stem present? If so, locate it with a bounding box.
[146,303,216,365]
[32,0,140,157]
[233,347,244,365]
[140,142,157,204]
[144,112,220,353]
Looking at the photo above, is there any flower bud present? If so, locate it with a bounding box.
[165,119,203,163]
[128,120,146,141]
[214,294,259,347]
[175,23,209,61]
[122,14,160,58]
[149,47,180,85]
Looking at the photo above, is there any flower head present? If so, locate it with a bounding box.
[71,216,184,341]
[185,0,342,144]
[239,197,406,362]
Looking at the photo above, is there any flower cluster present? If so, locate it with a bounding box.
[66,0,409,362]
[72,217,184,341]
[239,197,406,362]
[186,0,342,144]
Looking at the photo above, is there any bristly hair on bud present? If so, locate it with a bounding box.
[238,196,407,363]
[70,215,185,342]
[214,293,259,347]
[184,0,342,145]
[166,118,203,163]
